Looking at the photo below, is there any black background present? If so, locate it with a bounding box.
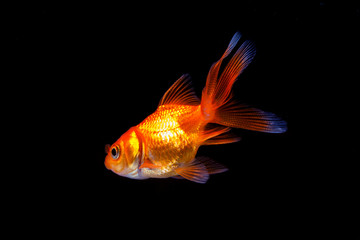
[11,1,359,237]
[95,3,301,209]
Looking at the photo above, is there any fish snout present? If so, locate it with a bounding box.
[104,155,112,170]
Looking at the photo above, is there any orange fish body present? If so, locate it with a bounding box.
[105,33,287,183]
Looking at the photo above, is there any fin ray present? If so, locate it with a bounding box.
[139,158,161,169]
[200,32,287,134]
[201,33,256,121]
[158,74,200,107]
[174,157,228,183]
[204,32,242,98]
[202,132,241,145]
[199,126,241,145]
[215,103,287,133]
[175,159,209,184]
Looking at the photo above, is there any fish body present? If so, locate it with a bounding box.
[138,104,202,170]
[105,32,287,183]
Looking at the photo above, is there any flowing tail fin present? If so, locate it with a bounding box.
[200,32,287,133]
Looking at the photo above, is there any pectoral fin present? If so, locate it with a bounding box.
[139,158,161,169]
[175,157,228,184]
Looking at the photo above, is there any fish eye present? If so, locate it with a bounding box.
[111,146,120,159]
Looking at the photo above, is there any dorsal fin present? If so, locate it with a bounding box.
[158,74,200,107]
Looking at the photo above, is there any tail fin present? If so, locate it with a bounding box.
[200,32,287,133]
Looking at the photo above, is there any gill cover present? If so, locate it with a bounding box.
[122,127,144,168]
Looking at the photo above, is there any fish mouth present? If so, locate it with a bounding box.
[104,159,111,170]
[104,155,114,171]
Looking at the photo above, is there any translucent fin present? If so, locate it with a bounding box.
[214,103,287,133]
[158,74,200,107]
[175,158,209,184]
[204,32,242,98]
[214,40,256,107]
[199,126,241,145]
[202,132,241,145]
[174,157,228,184]
[201,32,256,121]
[200,32,286,133]
[197,157,228,175]
[199,126,231,143]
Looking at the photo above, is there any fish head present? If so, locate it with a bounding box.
[104,127,145,179]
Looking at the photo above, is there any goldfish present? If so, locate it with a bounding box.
[105,32,287,183]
